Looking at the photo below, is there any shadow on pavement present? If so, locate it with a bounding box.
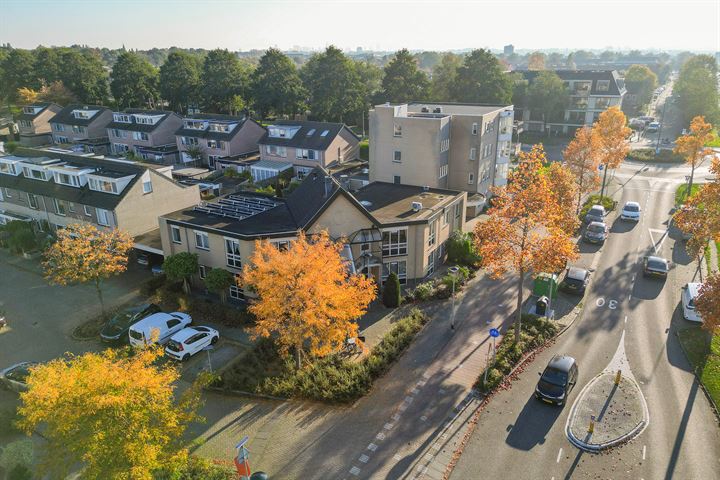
[665,304,695,374]
[664,381,700,480]
[631,274,666,300]
[505,395,563,451]
[610,218,637,234]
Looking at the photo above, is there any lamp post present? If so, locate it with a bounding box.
[449,266,460,330]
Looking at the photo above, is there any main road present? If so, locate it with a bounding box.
[451,160,720,479]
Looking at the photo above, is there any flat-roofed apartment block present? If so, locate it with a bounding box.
[258,120,360,181]
[369,103,514,199]
[0,148,200,256]
[107,110,183,163]
[175,114,266,169]
[49,105,114,154]
[15,103,62,147]
[159,167,465,301]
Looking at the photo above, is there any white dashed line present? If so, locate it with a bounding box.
[349,466,361,476]
[376,432,386,441]
[359,454,369,463]
[393,454,402,461]
[392,413,401,421]
[384,423,394,431]
[625,315,628,324]
[367,443,378,452]
[420,415,428,422]
[642,445,647,460]
[556,448,563,463]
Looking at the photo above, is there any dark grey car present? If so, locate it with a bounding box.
[535,355,578,406]
[585,205,606,224]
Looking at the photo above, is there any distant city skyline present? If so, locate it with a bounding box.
[2,0,718,53]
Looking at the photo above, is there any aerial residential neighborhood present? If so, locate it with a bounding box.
[0,1,719,480]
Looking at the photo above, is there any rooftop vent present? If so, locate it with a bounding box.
[411,201,423,212]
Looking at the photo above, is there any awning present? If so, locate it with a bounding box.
[347,228,382,244]
[340,244,356,274]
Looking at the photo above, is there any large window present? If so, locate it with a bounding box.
[596,80,610,92]
[171,225,182,243]
[428,221,436,247]
[229,273,244,300]
[181,136,199,146]
[382,260,407,285]
[89,178,118,193]
[382,229,408,257]
[54,172,80,187]
[393,151,402,163]
[296,149,317,160]
[195,230,210,250]
[132,132,149,141]
[225,238,242,268]
[96,208,110,226]
[53,198,66,216]
[266,145,287,157]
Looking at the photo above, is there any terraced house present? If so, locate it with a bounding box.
[107,109,183,163]
[159,167,465,301]
[49,104,114,154]
[175,113,266,168]
[0,149,200,256]
[15,103,62,147]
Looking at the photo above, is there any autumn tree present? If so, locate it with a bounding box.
[17,86,39,104]
[474,145,579,340]
[527,52,546,71]
[43,223,133,313]
[696,273,720,331]
[163,252,199,295]
[564,126,600,213]
[17,348,207,480]
[674,115,714,202]
[544,162,580,235]
[593,106,631,198]
[242,231,376,368]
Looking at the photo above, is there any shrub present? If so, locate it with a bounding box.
[382,272,401,308]
[627,148,683,163]
[4,141,19,154]
[359,140,369,160]
[1,221,37,255]
[189,298,254,327]
[411,282,435,301]
[446,231,481,266]
[163,252,199,294]
[0,406,21,436]
[204,268,235,304]
[579,194,615,219]
[0,439,33,476]
[155,456,236,480]
[139,274,166,296]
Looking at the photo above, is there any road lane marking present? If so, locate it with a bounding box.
[367,443,378,452]
[556,448,563,463]
[350,466,361,476]
[648,228,669,254]
[625,315,628,324]
[643,445,647,460]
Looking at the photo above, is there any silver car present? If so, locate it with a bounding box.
[585,205,606,224]
[0,362,38,392]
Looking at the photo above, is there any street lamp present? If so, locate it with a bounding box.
[449,266,460,330]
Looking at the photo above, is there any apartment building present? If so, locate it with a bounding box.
[49,105,114,154]
[159,167,465,301]
[369,102,514,197]
[175,114,266,169]
[517,70,626,134]
[258,120,360,179]
[16,103,62,147]
[0,149,200,246]
[107,109,182,163]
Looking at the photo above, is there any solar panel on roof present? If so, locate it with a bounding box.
[192,194,279,221]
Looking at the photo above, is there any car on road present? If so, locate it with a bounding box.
[647,122,660,133]
[643,256,670,278]
[620,201,642,221]
[165,326,220,361]
[128,312,192,347]
[638,116,655,125]
[0,362,39,392]
[681,283,703,323]
[561,267,590,295]
[584,204,606,224]
[584,221,608,244]
[535,355,578,406]
[100,303,162,343]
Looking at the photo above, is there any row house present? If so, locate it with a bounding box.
[16,103,62,147]
[49,105,114,154]
[159,167,465,301]
[0,150,200,250]
[175,114,266,168]
[107,109,183,163]
[258,120,360,180]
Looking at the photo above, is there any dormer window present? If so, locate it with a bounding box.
[22,167,49,181]
[54,172,80,187]
[89,178,118,194]
[23,106,41,115]
[134,115,159,125]
[113,114,131,123]
[596,80,611,92]
[72,110,96,120]
[184,120,206,130]
[0,159,21,176]
[267,125,300,139]
[306,129,316,136]
[208,123,231,132]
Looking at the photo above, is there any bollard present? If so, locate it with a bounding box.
[588,415,595,434]
[615,369,622,385]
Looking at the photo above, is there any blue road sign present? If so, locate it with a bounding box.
[489,328,500,338]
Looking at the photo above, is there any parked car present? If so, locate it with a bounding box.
[681,283,703,323]
[620,201,642,221]
[584,221,609,244]
[638,116,655,125]
[561,267,590,295]
[535,355,579,406]
[647,122,660,133]
[0,362,39,392]
[584,205,606,224]
[100,303,162,343]
[643,256,670,278]
[128,312,192,347]
[165,326,220,361]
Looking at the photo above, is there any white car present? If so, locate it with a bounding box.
[128,312,192,347]
[681,283,703,323]
[620,201,641,221]
[165,326,220,361]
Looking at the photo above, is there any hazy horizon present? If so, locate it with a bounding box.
[2,0,718,53]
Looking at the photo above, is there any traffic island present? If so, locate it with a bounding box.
[566,372,648,451]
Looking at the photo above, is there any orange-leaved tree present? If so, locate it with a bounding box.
[564,126,600,214]
[43,223,133,313]
[674,115,714,202]
[544,161,580,235]
[475,145,579,341]
[17,348,207,479]
[242,230,376,368]
[593,106,631,198]
[696,273,720,332]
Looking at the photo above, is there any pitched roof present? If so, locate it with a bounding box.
[521,70,625,96]
[49,104,112,126]
[258,120,359,151]
[175,115,256,141]
[15,103,58,121]
[106,109,179,133]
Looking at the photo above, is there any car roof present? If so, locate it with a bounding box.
[567,267,588,280]
[588,221,606,228]
[623,201,640,207]
[686,282,702,297]
[647,255,667,263]
[130,312,177,330]
[547,355,575,372]
[589,205,605,211]
[170,327,201,342]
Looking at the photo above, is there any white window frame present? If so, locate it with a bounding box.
[142,180,153,194]
[471,123,478,135]
[27,193,39,210]
[393,124,402,137]
[199,265,207,279]
[382,260,407,285]
[428,221,436,247]
[469,148,476,160]
[195,230,210,250]
[229,273,243,300]
[84,205,92,216]
[393,150,402,163]
[96,208,110,226]
[382,228,408,257]
[171,225,182,244]
[468,173,474,184]
[225,237,242,268]
[53,198,66,216]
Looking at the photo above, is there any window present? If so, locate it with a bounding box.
[393,124,402,137]
[113,114,131,123]
[393,175,401,185]
[426,251,436,275]
[84,205,92,216]
[428,221,436,247]
[483,144,492,158]
[132,132,149,141]
[469,148,476,160]
[229,273,244,300]
[485,122,494,133]
[393,151,402,163]
[55,136,69,144]
[382,260,407,285]
[54,172,80,187]
[207,140,225,149]
[455,202,462,219]
[181,136,199,146]
[208,123,230,132]
[382,229,408,256]
[471,123,478,135]
[266,145,287,157]
[54,199,66,216]
[72,125,86,134]
[0,162,17,175]
[27,193,39,209]
[296,149,316,160]
[273,240,290,251]
[4,187,12,198]
[199,265,207,279]
[320,130,329,137]
[596,80,610,92]
[53,124,65,132]
[89,178,118,194]
[440,138,449,152]
[225,238,241,268]
[444,208,451,225]
[468,173,474,184]
[439,164,448,179]
[68,202,75,213]
[171,225,182,243]
[195,231,210,250]
[96,208,110,226]
[142,180,153,194]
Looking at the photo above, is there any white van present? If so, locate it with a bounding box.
[128,312,192,347]
[681,283,703,323]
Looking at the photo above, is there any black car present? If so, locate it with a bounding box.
[99,304,162,343]
[561,267,590,295]
[643,256,670,278]
[535,355,578,406]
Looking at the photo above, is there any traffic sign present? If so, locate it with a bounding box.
[489,328,500,338]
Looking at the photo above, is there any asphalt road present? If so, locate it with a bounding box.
[451,162,720,479]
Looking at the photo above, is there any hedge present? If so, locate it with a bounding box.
[579,194,616,219]
[627,148,683,163]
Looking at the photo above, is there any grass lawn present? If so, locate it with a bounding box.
[716,241,720,269]
[675,183,701,206]
[677,327,720,409]
[706,130,720,148]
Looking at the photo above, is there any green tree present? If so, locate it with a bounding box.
[3,221,37,255]
[625,65,658,111]
[0,49,36,102]
[162,252,199,295]
[58,50,109,104]
[33,46,62,85]
[204,267,235,304]
[159,51,202,113]
[430,53,462,102]
[510,72,530,110]
[380,48,429,104]
[382,272,401,308]
[250,48,305,119]
[446,230,480,265]
[111,52,159,109]
[201,49,251,114]
[527,71,569,131]
[354,60,383,132]
[451,49,513,104]
[301,46,363,122]
[674,54,720,126]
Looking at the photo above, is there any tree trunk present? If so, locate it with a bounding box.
[576,180,584,215]
[295,342,303,370]
[686,161,696,202]
[600,163,609,199]
[95,278,105,314]
[515,269,524,342]
[183,278,191,295]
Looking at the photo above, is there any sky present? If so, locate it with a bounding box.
[1,0,718,53]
